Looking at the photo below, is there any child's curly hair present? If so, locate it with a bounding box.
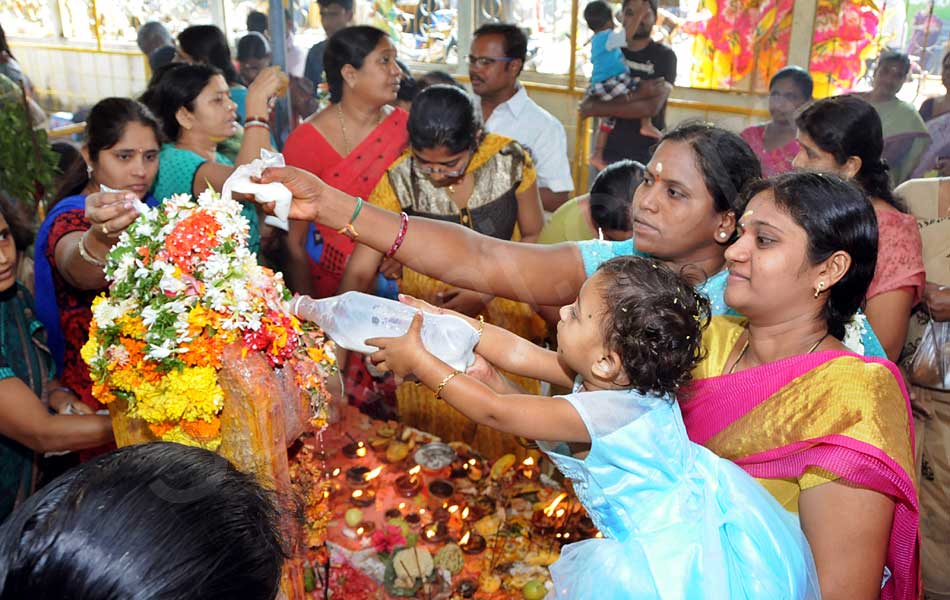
[596,256,710,397]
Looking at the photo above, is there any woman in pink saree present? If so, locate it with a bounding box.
[682,173,918,600]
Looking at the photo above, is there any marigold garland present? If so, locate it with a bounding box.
[82,190,336,450]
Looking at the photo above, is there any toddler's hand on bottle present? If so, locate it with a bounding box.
[366,312,427,378]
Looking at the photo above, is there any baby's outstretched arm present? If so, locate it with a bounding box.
[399,295,575,387]
[367,314,590,444]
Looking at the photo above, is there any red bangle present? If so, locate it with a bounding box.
[385,212,409,258]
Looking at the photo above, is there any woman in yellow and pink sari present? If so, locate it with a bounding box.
[682,172,918,600]
[259,137,914,598]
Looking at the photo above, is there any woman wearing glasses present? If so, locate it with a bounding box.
[339,84,545,458]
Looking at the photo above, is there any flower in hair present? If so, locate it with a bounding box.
[841,313,867,355]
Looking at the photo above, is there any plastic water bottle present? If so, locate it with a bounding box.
[291,291,479,371]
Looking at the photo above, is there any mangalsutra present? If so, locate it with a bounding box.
[336,103,351,156]
[727,330,829,374]
[336,103,384,156]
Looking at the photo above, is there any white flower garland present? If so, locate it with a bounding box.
[841,313,867,355]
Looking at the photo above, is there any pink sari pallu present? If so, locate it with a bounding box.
[683,350,919,600]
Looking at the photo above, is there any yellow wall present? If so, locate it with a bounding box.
[14,39,771,193]
[14,42,150,113]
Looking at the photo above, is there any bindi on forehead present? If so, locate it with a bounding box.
[647,160,668,183]
[114,147,156,154]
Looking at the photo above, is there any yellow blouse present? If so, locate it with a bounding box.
[691,317,915,512]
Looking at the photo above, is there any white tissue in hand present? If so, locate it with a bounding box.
[228,180,292,221]
[221,149,292,231]
[99,184,148,214]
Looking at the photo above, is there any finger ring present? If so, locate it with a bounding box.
[101,224,110,235]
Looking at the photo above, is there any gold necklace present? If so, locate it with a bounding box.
[727,330,829,374]
[336,103,384,157]
[336,103,351,156]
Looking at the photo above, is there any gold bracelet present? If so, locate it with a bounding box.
[475,315,485,339]
[435,370,462,400]
[78,230,107,267]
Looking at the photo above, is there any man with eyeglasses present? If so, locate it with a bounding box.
[468,23,574,212]
[304,0,355,90]
[579,0,675,166]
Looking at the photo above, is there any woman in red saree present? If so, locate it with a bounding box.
[283,25,408,299]
[282,26,407,415]
[683,173,918,600]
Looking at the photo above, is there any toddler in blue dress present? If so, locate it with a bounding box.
[368,256,820,599]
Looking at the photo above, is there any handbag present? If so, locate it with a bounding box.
[910,308,950,391]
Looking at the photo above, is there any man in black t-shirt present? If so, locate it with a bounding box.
[580,0,676,165]
[303,0,354,91]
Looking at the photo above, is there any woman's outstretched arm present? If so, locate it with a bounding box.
[260,166,589,306]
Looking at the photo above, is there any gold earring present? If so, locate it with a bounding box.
[813,281,825,299]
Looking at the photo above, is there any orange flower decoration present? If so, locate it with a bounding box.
[162,210,221,273]
[181,417,222,441]
[148,422,175,437]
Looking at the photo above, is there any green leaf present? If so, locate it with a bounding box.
[0,75,58,208]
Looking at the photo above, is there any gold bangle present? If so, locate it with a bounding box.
[78,230,107,267]
[475,315,485,340]
[435,370,462,400]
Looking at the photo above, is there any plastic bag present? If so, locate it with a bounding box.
[221,148,293,231]
[910,318,950,391]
